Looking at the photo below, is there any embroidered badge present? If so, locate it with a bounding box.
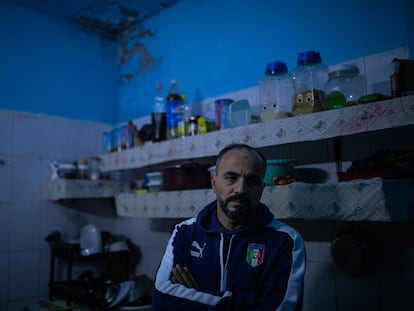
[190,241,207,258]
[246,243,265,267]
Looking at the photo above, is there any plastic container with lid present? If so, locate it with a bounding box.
[324,64,365,109]
[291,50,329,115]
[259,61,293,121]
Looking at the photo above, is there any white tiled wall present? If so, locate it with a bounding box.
[1,46,414,310]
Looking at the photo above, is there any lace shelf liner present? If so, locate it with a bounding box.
[115,178,414,221]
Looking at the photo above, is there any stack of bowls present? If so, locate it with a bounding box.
[145,171,163,192]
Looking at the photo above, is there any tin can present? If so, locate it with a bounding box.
[188,116,198,136]
[215,99,234,130]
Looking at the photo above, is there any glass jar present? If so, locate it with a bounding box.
[324,65,365,109]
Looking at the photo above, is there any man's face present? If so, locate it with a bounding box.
[211,148,265,228]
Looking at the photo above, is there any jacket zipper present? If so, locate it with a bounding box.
[219,233,235,291]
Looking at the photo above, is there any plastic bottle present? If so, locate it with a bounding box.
[179,93,191,138]
[324,65,365,109]
[166,80,183,140]
[291,50,329,115]
[151,83,167,142]
[258,61,293,121]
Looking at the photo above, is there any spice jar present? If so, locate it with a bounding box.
[324,65,365,109]
[89,157,101,181]
[76,159,89,179]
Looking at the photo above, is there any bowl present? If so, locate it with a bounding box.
[264,159,295,186]
[145,171,163,184]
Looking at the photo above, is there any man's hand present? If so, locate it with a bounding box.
[170,264,200,289]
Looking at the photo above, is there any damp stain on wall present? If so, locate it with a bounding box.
[117,25,161,85]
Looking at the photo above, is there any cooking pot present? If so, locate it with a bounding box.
[162,162,211,191]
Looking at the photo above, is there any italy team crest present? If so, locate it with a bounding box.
[246,243,265,267]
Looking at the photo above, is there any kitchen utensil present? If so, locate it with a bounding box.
[108,281,134,308]
[264,159,296,186]
[124,275,153,305]
[162,162,211,191]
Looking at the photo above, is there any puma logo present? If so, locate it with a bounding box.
[190,241,207,258]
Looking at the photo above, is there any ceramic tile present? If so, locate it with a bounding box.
[10,202,41,251]
[0,252,9,302]
[0,302,8,311]
[0,110,13,157]
[305,241,334,263]
[38,248,50,298]
[40,114,71,161]
[40,201,74,248]
[11,156,45,203]
[379,265,414,310]
[335,267,381,311]
[135,244,167,279]
[11,111,45,158]
[9,250,40,300]
[302,262,336,311]
[0,155,12,184]
[0,204,11,252]
[8,298,38,311]
[0,156,12,204]
[67,119,110,160]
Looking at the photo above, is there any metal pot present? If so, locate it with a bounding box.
[162,162,211,191]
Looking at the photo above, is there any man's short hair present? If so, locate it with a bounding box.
[215,144,267,172]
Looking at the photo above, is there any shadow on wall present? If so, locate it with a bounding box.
[60,198,118,218]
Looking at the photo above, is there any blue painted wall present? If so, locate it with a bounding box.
[0,1,118,124]
[1,0,412,124]
[119,0,412,122]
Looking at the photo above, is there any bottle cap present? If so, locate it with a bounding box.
[265,61,288,74]
[297,51,322,64]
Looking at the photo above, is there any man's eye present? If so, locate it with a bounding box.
[224,175,238,183]
[246,176,263,187]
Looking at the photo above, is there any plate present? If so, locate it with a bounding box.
[107,281,134,308]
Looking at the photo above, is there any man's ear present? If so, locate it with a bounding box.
[211,175,217,193]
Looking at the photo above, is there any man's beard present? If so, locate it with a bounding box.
[218,194,254,223]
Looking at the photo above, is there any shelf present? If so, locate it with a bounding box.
[115,178,414,222]
[100,96,414,172]
[44,179,131,201]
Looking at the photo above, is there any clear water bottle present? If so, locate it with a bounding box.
[166,80,183,140]
[291,50,329,115]
[258,61,293,121]
[151,83,167,142]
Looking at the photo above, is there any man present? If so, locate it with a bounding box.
[153,143,305,310]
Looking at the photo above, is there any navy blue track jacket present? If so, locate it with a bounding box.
[153,200,306,310]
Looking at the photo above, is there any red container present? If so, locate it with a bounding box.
[215,99,234,130]
[162,162,211,191]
